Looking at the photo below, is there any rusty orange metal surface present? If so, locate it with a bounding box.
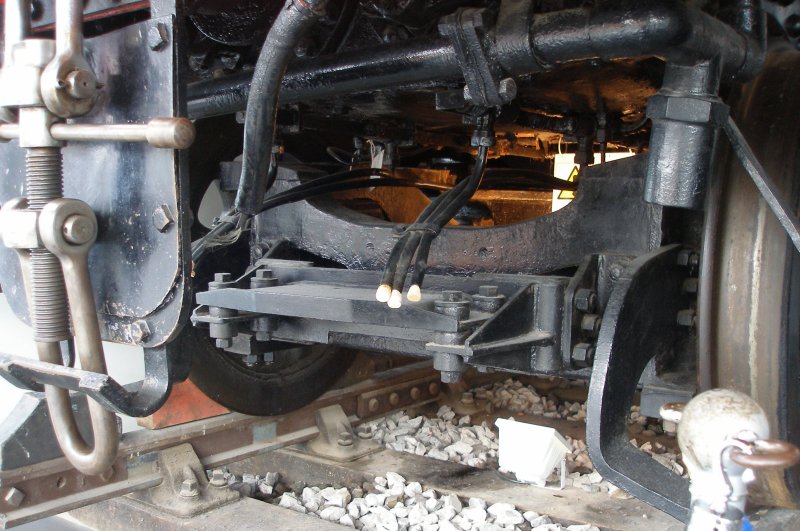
[137,379,229,430]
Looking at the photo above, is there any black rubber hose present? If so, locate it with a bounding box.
[234,0,327,216]
[410,146,489,288]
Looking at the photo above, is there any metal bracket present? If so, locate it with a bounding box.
[586,245,691,522]
[299,405,381,462]
[438,8,516,108]
[127,443,239,518]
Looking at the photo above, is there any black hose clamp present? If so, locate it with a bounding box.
[439,8,517,108]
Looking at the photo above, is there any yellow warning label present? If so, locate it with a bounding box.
[557,166,579,200]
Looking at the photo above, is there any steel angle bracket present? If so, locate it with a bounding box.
[585,245,691,521]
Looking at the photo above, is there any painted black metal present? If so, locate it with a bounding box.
[187,0,763,119]
[254,155,662,275]
[586,245,691,521]
[644,59,726,209]
[193,260,570,369]
[187,38,461,119]
[0,345,173,417]
[234,0,326,215]
[0,16,191,348]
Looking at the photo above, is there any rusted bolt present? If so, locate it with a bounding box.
[130,320,150,343]
[179,477,199,498]
[389,392,400,406]
[209,468,227,488]
[368,398,380,412]
[461,392,474,404]
[428,382,440,396]
[148,22,169,51]
[152,204,174,233]
[4,487,25,507]
[410,387,421,400]
[574,288,597,313]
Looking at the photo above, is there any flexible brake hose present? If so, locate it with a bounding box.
[234,0,327,215]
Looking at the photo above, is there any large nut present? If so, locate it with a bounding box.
[574,288,597,313]
[179,478,199,498]
[580,314,602,337]
[571,343,595,368]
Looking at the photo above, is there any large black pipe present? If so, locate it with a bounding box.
[187,0,762,120]
[188,38,460,119]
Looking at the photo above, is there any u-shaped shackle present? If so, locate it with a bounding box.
[36,199,119,475]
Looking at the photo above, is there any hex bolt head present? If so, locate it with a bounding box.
[4,487,25,507]
[440,371,461,384]
[478,285,498,297]
[152,204,174,233]
[62,214,95,245]
[677,309,697,327]
[461,392,474,404]
[676,250,699,268]
[148,23,169,51]
[250,268,279,288]
[574,288,597,313]
[410,387,421,400]
[389,392,400,406]
[580,314,602,337]
[209,469,227,488]
[337,431,354,447]
[498,77,517,103]
[216,338,233,349]
[179,478,199,498]
[428,382,440,396]
[130,320,150,343]
[571,343,595,368]
[441,290,463,302]
[682,278,699,294]
[608,264,624,281]
[214,273,231,283]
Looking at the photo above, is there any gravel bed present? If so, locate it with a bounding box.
[218,467,601,530]
[360,377,686,498]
